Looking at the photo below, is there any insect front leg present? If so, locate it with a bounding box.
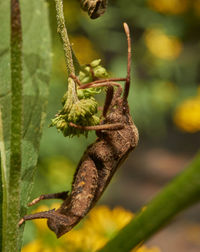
[28,191,69,206]
[78,81,123,112]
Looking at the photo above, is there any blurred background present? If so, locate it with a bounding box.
[22,0,200,251]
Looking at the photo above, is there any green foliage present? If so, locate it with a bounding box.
[0,1,51,251]
[79,59,108,83]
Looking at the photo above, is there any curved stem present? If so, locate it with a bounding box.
[55,0,75,75]
[54,0,78,103]
[99,152,200,252]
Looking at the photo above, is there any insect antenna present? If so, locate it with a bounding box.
[123,22,131,102]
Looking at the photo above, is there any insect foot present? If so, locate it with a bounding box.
[19,22,139,237]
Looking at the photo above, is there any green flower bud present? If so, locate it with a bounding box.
[79,66,92,84]
[51,58,110,137]
[93,65,108,78]
[68,98,98,123]
[90,59,101,68]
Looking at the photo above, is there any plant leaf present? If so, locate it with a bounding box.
[0,1,51,251]
[0,0,11,250]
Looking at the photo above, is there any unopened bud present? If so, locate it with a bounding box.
[90,59,101,68]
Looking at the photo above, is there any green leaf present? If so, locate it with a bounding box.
[0,1,51,251]
[0,1,11,251]
[99,152,200,252]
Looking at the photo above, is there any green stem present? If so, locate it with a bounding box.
[54,0,78,105]
[54,0,75,75]
[65,77,79,109]
[99,152,200,252]
[5,0,23,251]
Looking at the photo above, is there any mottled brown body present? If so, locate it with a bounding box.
[50,96,138,237]
[19,23,139,238]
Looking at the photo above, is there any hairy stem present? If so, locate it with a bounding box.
[99,152,200,252]
[54,0,78,103]
[54,0,75,75]
[4,0,23,251]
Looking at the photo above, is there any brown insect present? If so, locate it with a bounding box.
[19,23,139,238]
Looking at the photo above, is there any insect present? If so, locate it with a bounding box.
[80,0,108,19]
[19,23,139,238]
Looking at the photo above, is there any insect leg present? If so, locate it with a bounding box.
[69,122,124,131]
[78,80,123,90]
[18,209,56,226]
[18,208,71,229]
[79,81,123,111]
[103,85,114,117]
[28,191,69,207]
[69,73,82,86]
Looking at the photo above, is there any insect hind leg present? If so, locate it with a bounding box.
[18,208,56,226]
[18,208,77,238]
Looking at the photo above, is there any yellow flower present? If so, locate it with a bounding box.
[148,0,190,15]
[63,205,133,251]
[22,240,42,252]
[22,205,160,252]
[84,205,134,236]
[134,246,161,252]
[22,239,65,252]
[64,205,160,252]
[173,89,200,132]
[144,29,182,60]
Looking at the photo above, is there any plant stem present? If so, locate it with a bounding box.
[99,152,200,252]
[54,0,78,104]
[5,0,23,251]
[54,0,75,75]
